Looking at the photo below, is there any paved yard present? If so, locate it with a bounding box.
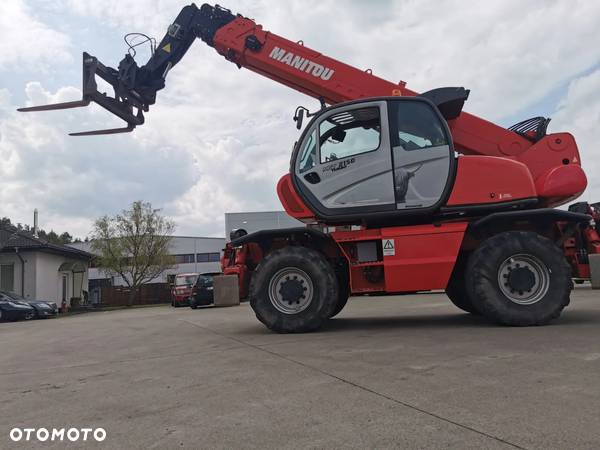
[1,286,599,449]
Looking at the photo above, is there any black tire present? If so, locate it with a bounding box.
[329,284,349,319]
[466,231,571,326]
[249,246,338,333]
[24,310,35,320]
[190,300,198,310]
[329,265,350,319]
[446,254,480,315]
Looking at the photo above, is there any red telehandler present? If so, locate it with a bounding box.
[20,4,599,332]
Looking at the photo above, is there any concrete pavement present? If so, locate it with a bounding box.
[1,286,599,449]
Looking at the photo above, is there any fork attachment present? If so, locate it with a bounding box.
[18,52,146,136]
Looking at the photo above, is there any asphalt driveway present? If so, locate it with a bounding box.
[1,286,599,449]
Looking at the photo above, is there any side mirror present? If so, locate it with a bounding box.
[294,108,305,130]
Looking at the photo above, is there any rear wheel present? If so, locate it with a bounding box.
[466,231,571,326]
[446,254,480,315]
[249,247,338,333]
[24,310,35,320]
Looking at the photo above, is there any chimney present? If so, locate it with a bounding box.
[33,209,39,238]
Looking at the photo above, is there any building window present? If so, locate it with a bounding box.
[0,264,14,292]
[174,254,195,264]
[196,252,221,263]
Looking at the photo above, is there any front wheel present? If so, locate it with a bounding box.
[249,247,338,333]
[328,264,350,319]
[446,254,480,315]
[466,231,571,326]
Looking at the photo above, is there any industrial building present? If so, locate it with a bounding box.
[224,211,304,240]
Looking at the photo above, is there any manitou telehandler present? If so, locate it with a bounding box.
[20,4,600,332]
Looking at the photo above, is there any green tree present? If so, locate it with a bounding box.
[91,201,175,306]
[58,232,73,245]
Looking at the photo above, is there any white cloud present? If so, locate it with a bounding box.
[0,0,72,71]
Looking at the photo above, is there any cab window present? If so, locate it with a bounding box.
[319,107,381,163]
[298,130,317,173]
[391,102,447,151]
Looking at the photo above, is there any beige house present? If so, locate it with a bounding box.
[0,227,92,305]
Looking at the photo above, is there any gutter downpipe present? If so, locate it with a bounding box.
[15,248,25,296]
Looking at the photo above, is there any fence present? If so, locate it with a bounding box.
[99,283,171,307]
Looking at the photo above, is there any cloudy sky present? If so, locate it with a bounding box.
[1,0,599,239]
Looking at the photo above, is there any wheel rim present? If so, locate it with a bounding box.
[268,267,314,315]
[497,253,550,305]
[25,311,34,320]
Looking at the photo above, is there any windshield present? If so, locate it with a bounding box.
[0,291,24,301]
[197,275,214,286]
[175,275,197,287]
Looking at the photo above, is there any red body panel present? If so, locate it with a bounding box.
[277,174,315,221]
[534,164,587,203]
[331,223,467,294]
[381,223,467,292]
[448,156,536,206]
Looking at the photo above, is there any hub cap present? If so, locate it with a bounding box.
[268,267,314,314]
[498,254,550,305]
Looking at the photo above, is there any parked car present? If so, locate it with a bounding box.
[0,293,35,322]
[0,291,58,319]
[171,273,199,307]
[189,272,221,309]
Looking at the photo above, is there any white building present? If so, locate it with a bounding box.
[224,211,304,240]
[70,236,225,285]
[0,227,91,305]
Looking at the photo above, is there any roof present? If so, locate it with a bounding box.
[0,226,93,260]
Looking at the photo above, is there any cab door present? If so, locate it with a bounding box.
[295,100,396,215]
[389,99,454,210]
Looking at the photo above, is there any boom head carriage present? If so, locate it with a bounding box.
[18,4,236,135]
